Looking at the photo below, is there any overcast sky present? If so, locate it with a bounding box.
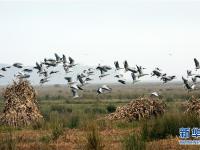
[0,0,200,79]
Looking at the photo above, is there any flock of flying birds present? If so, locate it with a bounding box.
[0,53,200,98]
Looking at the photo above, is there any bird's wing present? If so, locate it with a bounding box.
[63,54,67,63]
[194,58,199,67]
[131,73,137,80]
[55,53,60,61]
[124,60,128,69]
[69,57,74,64]
[102,85,110,91]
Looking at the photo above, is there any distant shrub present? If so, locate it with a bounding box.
[92,107,106,114]
[56,95,62,100]
[106,104,116,113]
[84,108,91,113]
[65,99,70,103]
[84,107,106,114]
[45,94,50,100]
[41,109,51,121]
[67,115,80,129]
[125,94,132,99]
[118,94,123,100]
[165,96,174,102]
[123,133,146,150]
[50,105,72,114]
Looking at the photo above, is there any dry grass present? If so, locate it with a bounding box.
[0,128,199,150]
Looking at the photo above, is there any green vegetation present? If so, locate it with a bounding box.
[85,124,104,150]
[50,105,73,114]
[0,128,16,150]
[123,133,146,150]
[39,135,51,143]
[106,103,116,113]
[67,115,80,129]
[84,107,107,114]
[51,124,64,141]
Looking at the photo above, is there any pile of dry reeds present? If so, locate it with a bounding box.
[106,97,166,121]
[0,79,43,127]
[185,98,200,116]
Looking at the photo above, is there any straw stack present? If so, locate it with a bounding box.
[106,97,166,121]
[185,98,200,116]
[0,79,43,127]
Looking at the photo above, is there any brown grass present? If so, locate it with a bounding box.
[0,129,199,150]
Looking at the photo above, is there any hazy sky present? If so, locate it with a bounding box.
[0,0,200,78]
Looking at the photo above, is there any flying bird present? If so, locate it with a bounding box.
[34,62,43,73]
[131,72,139,84]
[69,82,84,98]
[68,56,77,67]
[0,73,4,78]
[118,79,126,84]
[114,61,123,70]
[70,83,83,91]
[151,92,159,97]
[136,65,148,78]
[182,76,196,91]
[55,53,62,63]
[13,63,23,68]
[50,71,59,75]
[15,72,30,79]
[40,77,50,84]
[1,66,11,71]
[64,77,77,85]
[97,85,112,95]
[85,77,93,82]
[77,74,85,85]
[62,54,67,64]
[96,64,111,79]
[127,68,138,73]
[63,64,72,74]
[161,75,176,84]
[114,74,123,78]
[187,70,193,77]
[123,60,129,72]
[23,68,33,73]
[151,70,162,78]
[192,75,200,84]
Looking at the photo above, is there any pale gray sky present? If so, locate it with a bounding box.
[0,0,200,78]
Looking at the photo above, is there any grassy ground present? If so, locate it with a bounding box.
[0,83,200,150]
